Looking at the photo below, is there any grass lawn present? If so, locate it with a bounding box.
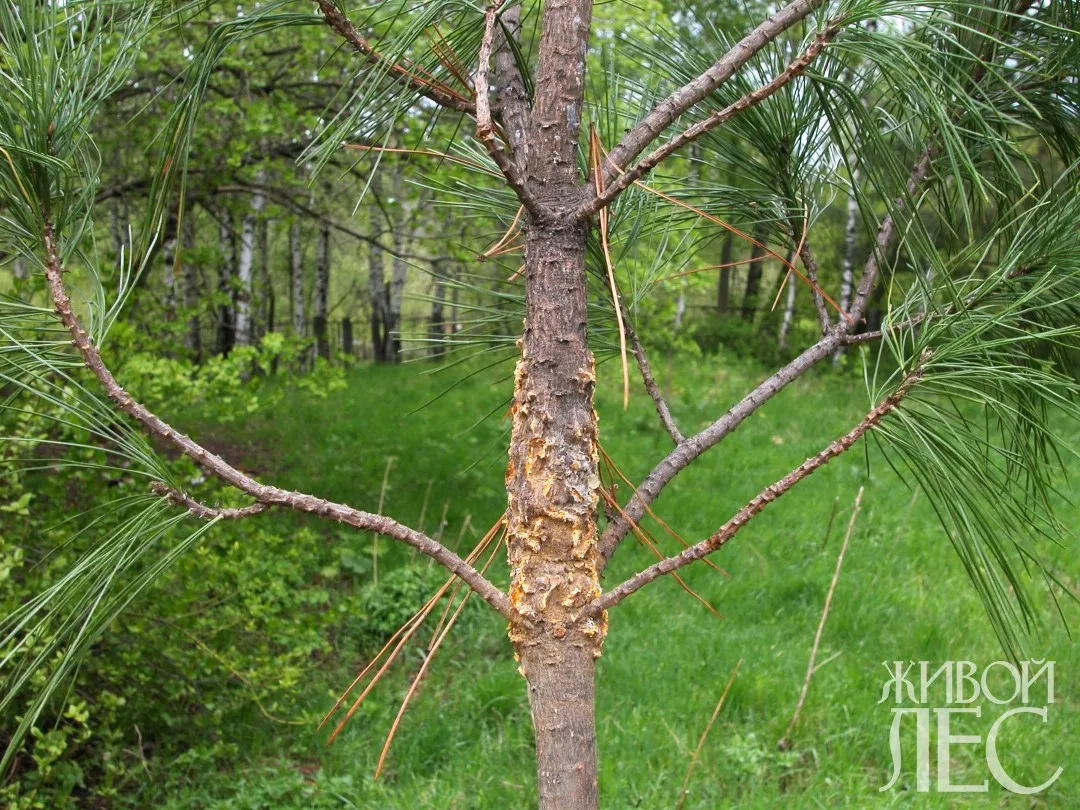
[147,351,1079,809]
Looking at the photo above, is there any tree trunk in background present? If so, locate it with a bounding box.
[838,184,858,315]
[234,180,266,347]
[183,212,202,360]
[257,218,273,339]
[740,224,768,320]
[341,317,353,356]
[110,197,129,268]
[832,176,860,365]
[368,176,389,363]
[289,221,306,347]
[429,260,447,362]
[387,231,408,363]
[216,212,236,356]
[717,231,733,314]
[162,213,178,321]
[778,246,797,348]
[506,0,602,806]
[12,256,27,280]
[314,221,330,360]
[449,263,461,336]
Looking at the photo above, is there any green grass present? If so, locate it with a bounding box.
[143,352,1079,809]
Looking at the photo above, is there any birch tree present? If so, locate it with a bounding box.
[1,2,1078,810]
[234,176,267,347]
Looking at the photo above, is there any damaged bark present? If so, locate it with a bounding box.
[502,0,602,806]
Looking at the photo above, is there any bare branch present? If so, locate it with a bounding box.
[597,146,938,565]
[848,147,933,325]
[594,0,827,197]
[42,222,512,620]
[150,482,268,520]
[796,233,831,333]
[312,0,476,114]
[591,364,923,613]
[579,23,837,218]
[626,320,683,445]
[476,2,550,221]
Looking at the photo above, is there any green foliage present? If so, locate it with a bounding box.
[4,361,1074,808]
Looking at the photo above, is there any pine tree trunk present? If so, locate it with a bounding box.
[216,212,236,356]
[508,222,601,810]
[314,221,330,360]
[506,0,602,806]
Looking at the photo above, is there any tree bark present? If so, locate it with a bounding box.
[216,211,237,356]
[506,0,602,807]
[508,223,602,810]
[314,221,330,360]
[832,175,860,364]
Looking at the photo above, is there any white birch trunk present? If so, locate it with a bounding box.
[234,178,267,346]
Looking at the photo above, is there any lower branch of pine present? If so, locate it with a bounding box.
[41,221,511,619]
[591,364,924,614]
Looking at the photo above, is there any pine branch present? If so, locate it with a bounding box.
[42,221,512,619]
[593,0,826,198]
[312,0,475,114]
[149,483,267,519]
[597,144,938,565]
[579,23,838,217]
[626,320,683,445]
[795,232,831,333]
[591,361,925,613]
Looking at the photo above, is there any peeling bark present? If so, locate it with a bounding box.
[505,0,602,806]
